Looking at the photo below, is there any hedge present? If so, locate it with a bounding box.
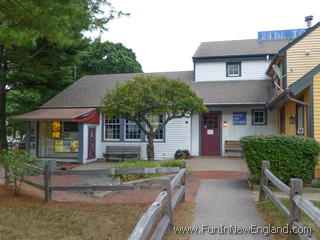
[240,135,320,184]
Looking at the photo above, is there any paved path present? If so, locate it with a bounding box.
[190,157,272,240]
[191,179,273,240]
[188,156,248,171]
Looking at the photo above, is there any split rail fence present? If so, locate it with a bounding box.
[259,160,320,240]
[9,159,187,239]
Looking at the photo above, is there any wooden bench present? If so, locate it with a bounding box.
[103,146,141,161]
[224,140,243,158]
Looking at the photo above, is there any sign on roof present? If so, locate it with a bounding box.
[258,29,305,41]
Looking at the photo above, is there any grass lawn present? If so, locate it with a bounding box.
[257,200,320,240]
[0,185,195,240]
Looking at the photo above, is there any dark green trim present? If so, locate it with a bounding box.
[207,105,265,111]
[266,54,278,74]
[282,58,287,89]
[310,83,314,138]
[267,90,290,111]
[78,122,84,163]
[226,62,241,77]
[193,54,272,63]
[251,109,268,125]
[120,118,125,141]
[278,22,320,55]
[25,122,31,152]
[290,64,320,95]
[266,22,320,76]
[193,62,196,81]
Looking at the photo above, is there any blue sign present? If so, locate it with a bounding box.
[233,112,247,125]
[258,29,305,41]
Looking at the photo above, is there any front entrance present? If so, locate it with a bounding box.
[88,127,96,159]
[201,113,221,156]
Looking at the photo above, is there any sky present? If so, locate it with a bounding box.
[96,0,320,73]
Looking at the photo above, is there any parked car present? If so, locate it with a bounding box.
[7,136,20,148]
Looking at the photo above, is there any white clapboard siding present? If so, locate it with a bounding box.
[190,110,278,157]
[95,114,191,161]
[221,109,277,156]
[195,60,271,82]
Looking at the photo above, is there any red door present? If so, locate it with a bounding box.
[201,113,221,155]
[88,127,96,159]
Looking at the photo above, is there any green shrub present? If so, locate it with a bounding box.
[114,159,160,182]
[240,135,320,184]
[159,159,182,168]
[113,159,183,182]
[0,149,41,195]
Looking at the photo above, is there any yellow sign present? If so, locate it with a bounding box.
[71,140,79,152]
[54,140,64,152]
[54,140,79,153]
[51,121,61,138]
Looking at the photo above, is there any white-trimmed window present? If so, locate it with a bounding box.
[252,110,267,125]
[104,118,121,140]
[125,120,141,140]
[146,114,164,140]
[227,62,241,77]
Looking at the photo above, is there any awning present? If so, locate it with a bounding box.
[12,108,98,123]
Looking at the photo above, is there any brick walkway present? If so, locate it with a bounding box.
[20,170,247,203]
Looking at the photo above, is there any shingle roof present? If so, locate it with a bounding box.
[193,39,290,58]
[42,71,274,108]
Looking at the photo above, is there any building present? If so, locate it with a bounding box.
[13,19,320,176]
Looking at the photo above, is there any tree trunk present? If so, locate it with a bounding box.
[146,134,155,161]
[0,85,8,150]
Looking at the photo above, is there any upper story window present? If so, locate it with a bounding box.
[226,62,241,77]
[252,110,267,125]
[146,114,164,140]
[104,118,121,140]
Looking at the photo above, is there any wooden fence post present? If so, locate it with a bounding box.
[259,160,270,201]
[44,160,53,202]
[289,178,303,240]
[181,160,186,202]
[162,178,173,232]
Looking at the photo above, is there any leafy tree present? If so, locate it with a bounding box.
[0,149,41,196]
[101,75,208,161]
[76,39,142,78]
[0,0,125,149]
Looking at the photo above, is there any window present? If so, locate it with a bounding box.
[104,118,120,140]
[226,62,241,77]
[252,110,267,125]
[125,120,141,140]
[146,114,164,140]
[63,122,78,132]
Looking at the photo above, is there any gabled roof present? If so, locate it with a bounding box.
[290,64,320,95]
[193,39,289,59]
[266,21,320,74]
[266,64,320,110]
[41,71,275,108]
[278,21,320,55]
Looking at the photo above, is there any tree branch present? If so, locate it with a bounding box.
[15,43,47,70]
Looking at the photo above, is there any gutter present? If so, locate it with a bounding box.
[205,102,266,106]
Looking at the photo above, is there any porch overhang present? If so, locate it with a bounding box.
[266,90,289,111]
[12,107,99,124]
